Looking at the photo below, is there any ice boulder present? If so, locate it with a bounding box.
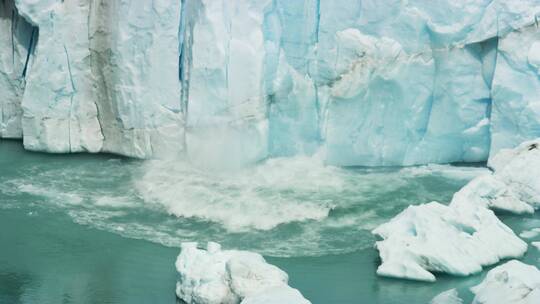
[430,289,463,304]
[240,286,311,304]
[471,260,540,304]
[452,139,540,214]
[372,202,526,282]
[175,242,310,304]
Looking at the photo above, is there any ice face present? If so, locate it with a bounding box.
[1,0,540,166]
[0,0,35,138]
[2,0,183,158]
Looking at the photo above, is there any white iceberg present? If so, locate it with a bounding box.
[175,242,310,304]
[240,286,311,304]
[471,260,540,304]
[373,140,539,281]
[452,139,540,214]
[372,202,526,282]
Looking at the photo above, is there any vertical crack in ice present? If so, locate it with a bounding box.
[310,0,322,144]
[21,27,36,78]
[63,45,76,92]
[178,0,186,83]
[63,45,76,152]
[87,0,104,145]
[11,9,15,67]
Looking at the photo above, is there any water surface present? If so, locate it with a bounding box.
[1,139,538,303]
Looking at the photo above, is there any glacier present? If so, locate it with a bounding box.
[1,0,540,166]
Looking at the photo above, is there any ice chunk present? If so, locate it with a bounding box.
[519,228,540,239]
[175,242,310,304]
[374,139,540,281]
[430,289,463,304]
[471,260,540,304]
[532,242,540,251]
[372,202,526,282]
[240,286,311,304]
[453,139,540,214]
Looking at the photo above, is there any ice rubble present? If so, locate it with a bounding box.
[1,0,540,166]
[373,139,540,281]
[471,260,540,304]
[175,242,310,304]
[452,139,540,214]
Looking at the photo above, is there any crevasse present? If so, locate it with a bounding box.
[1,0,539,167]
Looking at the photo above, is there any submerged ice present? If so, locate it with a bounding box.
[0,0,540,166]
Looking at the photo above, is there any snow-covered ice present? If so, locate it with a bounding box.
[471,260,540,304]
[372,202,526,282]
[373,140,539,281]
[175,242,310,304]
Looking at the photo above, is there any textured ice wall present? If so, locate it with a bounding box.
[1,0,540,166]
[0,0,35,138]
[0,0,183,157]
[89,0,183,158]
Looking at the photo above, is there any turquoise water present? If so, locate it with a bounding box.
[1,139,539,304]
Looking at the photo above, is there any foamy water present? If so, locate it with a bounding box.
[0,146,489,257]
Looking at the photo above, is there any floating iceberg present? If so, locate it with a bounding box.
[430,289,463,304]
[373,139,540,281]
[471,260,540,304]
[372,202,525,282]
[175,242,310,304]
[452,139,540,214]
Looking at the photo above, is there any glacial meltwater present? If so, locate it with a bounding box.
[1,139,539,304]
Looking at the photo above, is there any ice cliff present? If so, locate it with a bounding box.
[1,0,540,166]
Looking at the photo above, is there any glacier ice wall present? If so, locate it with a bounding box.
[0,0,35,138]
[1,0,540,166]
[1,0,183,158]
